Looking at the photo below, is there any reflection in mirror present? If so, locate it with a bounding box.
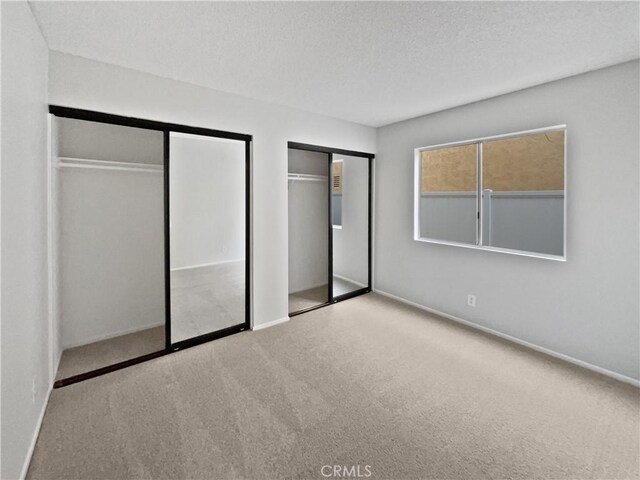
[170,132,246,344]
[332,160,343,228]
[332,155,369,298]
[482,130,565,256]
[287,149,330,313]
[419,144,478,245]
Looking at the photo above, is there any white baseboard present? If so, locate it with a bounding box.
[19,382,53,480]
[170,258,243,272]
[374,289,640,388]
[333,274,367,289]
[53,348,62,384]
[62,320,164,350]
[252,316,289,331]
[289,282,328,295]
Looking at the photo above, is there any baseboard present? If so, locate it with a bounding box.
[170,258,243,272]
[289,282,328,295]
[62,320,164,350]
[252,316,290,331]
[53,348,62,383]
[333,273,367,288]
[19,382,53,479]
[374,289,640,388]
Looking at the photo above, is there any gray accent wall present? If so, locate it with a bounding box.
[376,61,639,381]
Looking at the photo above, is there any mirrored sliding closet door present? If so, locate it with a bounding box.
[287,142,372,317]
[331,154,370,299]
[287,148,331,315]
[168,132,248,346]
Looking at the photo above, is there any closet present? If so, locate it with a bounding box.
[288,149,330,313]
[49,107,251,386]
[287,143,373,316]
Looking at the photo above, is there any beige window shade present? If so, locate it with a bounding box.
[332,162,343,193]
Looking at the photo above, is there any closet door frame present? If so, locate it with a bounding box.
[287,141,373,315]
[49,105,252,387]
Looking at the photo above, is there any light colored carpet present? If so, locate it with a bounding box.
[56,326,165,381]
[171,261,245,342]
[288,285,329,313]
[29,294,639,479]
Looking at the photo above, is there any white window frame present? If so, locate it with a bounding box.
[414,124,567,261]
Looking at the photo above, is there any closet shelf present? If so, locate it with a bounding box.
[56,157,163,173]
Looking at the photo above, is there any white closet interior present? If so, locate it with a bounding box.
[53,117,165,379]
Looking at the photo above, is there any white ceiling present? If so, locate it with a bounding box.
[30,1,639,127]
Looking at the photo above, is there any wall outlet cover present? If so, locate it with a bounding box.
[467,294,476,307]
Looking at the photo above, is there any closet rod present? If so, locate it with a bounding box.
[57,157,163,174]
[287,173,328,182]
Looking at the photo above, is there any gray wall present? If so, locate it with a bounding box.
[288,149,329,294]
[58,167,165,347]
[376,61,639,381]
[170,134,245,270]
[58,117,163,164]
[0,2,50,478]
[57,118,165,348]
[333,155,369,286]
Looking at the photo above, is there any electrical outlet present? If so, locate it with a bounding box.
[467,294,476,307]
[32,378,37,403]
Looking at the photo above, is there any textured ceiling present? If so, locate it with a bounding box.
[29,1,639,127]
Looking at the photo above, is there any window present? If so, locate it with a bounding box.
[332,160,343,228]
[415,126,566,260]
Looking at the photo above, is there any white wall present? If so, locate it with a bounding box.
[58,117,163,165]
[288,149,328,293]
[170,134,245,270]
[0,2,51,478]
[48,52,376,327]
[58,166,165,348]
[332,155,369,286]
[56,117,165,348]
[375,61,640,381]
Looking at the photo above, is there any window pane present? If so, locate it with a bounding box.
[482,130,565,256]
[419,143,478,245]
[332,161,343,227]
